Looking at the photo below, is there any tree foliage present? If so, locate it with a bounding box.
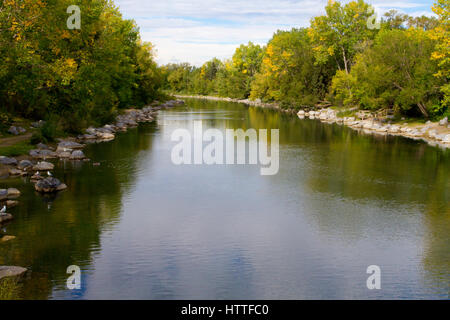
[162,0,448,119]
[0,0,162,133]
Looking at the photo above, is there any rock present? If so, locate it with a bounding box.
[8,168,23,176]
[1,235,16,242]
[428,130,437,138]
[30,172,43,182]
[33,161,54,171]
[70,150,85,160]
[58,151,72,159]
[6,200,18,208]
[34,177,66,193]
[439,117,448,126]
[297,110,305,116]
[0,213,13,224]
[7,188,20,198]
[0,156,18,166]
[0,266,27,280]
[0,189,7,200]
[29,149,57,159]
[96,132,115,140]
[7,126,19,135]
[389,125,400,133]
[58,140,84,150]
[443,134,450,143]
[36,143,48,150]
[56,183,67,191]
[31,120,45,128]
[18,160,33,170]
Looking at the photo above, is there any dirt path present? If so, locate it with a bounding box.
[0,133,32,148]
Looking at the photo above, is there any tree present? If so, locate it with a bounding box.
[250,29,333,106]
[308,0,377,74]
[429,0,450,109]
[332,29,442,117]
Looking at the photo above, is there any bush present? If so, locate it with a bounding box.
[0,112,12,133]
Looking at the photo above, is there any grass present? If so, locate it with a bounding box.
[0,277,22,300]
[0,141,34,157]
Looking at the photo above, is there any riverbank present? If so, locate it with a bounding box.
[0,100,184,217]
[174,94,450,149]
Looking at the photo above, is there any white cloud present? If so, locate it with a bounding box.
[114,0,434,66]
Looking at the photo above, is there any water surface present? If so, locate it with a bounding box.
[1,99,449,299]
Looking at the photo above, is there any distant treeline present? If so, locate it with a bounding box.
[0,0,163,134]
[162,0,449,119]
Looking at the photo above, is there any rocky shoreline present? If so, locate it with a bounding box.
[0,99,184,224]
[175,94,450,149]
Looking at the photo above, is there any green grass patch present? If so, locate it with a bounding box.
[0,141,34,157]
[0,277,22,300]
[336,109,357,118]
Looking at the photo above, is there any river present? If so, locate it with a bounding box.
[0,98,449,299]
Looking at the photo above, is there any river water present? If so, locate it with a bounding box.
[0,98,449,299]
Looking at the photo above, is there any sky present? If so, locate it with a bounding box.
[114,0,436,66]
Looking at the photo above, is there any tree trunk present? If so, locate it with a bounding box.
[342,47,349,74]
[417,102,429,118]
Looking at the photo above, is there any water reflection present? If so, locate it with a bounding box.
[0,99,448,299]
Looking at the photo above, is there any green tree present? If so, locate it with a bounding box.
[332,28,442,117]
[308,0,377,74]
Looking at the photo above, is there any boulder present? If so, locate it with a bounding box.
[34,177,67,193]
[0,189,7,200]
[29,149,57,159]
[33,161,54,171]
[58,140,84,150]
[7,126,19,135]
[1,235,16,242]
[96,132,115,140]
[6,200,19,208]
[58,151,72,159]
[8,168,23,176]
[30,120,45,128]
[443,134,450,143]
[0,266,27,280]
[439,117,448,126]
[18,160,33,170]
[30,172,44,182]
[70,150,85,160]
[7,188,20,198]
[36,143,48,150]
[0,156,18,166]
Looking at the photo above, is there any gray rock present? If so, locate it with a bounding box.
[439,117,448,126]
[29,149,57,159]
[7,188,20,198]
[36,143,48,149]
[0,189,7,200]
[58,140,84,150]
[0,156,18,166]
[6,200,19,208]
[0,266,27,280]
[18,160,33,170]
[70,150,85,160]
[58,151,72,158]
[8,168,22,176]
[34,177,67,193]
[7,126,19,135]
[32,161,54,171]
[30,120,45,128]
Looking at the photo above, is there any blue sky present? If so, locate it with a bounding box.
[114,0,436,66]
